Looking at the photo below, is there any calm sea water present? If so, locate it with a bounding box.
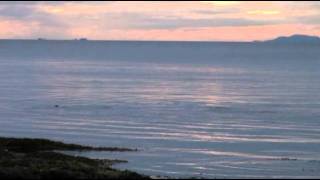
[0,42,320,178]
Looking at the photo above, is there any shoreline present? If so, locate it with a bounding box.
[0,136,149,179]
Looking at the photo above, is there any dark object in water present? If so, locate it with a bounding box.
[54,105,59,108]
[280,157,298,161]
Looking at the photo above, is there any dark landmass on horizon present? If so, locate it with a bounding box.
[258,34,320,44]
[1,34,320,43]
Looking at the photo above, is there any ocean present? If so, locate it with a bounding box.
[0,40,319,178]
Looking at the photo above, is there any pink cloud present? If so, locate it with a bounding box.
[0,1,320,40]
[66,24,320,41]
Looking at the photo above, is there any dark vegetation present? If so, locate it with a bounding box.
[0,137,137,153]
[0,137,148,179]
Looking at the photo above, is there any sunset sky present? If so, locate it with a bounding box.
[0,1,320,41]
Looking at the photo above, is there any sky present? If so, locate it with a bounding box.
[0,1,320,41]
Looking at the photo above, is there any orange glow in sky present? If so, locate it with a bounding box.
[0,1,319,41]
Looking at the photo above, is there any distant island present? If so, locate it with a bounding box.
[261,34,320,43]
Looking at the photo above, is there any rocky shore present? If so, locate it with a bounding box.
[0,137,149,179]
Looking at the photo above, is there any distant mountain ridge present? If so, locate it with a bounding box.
[263,34,320,43]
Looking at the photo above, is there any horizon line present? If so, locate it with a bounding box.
[0,34,318,43]
[0,38,252,43]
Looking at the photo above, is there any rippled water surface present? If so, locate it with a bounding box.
[0,43,320,178]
